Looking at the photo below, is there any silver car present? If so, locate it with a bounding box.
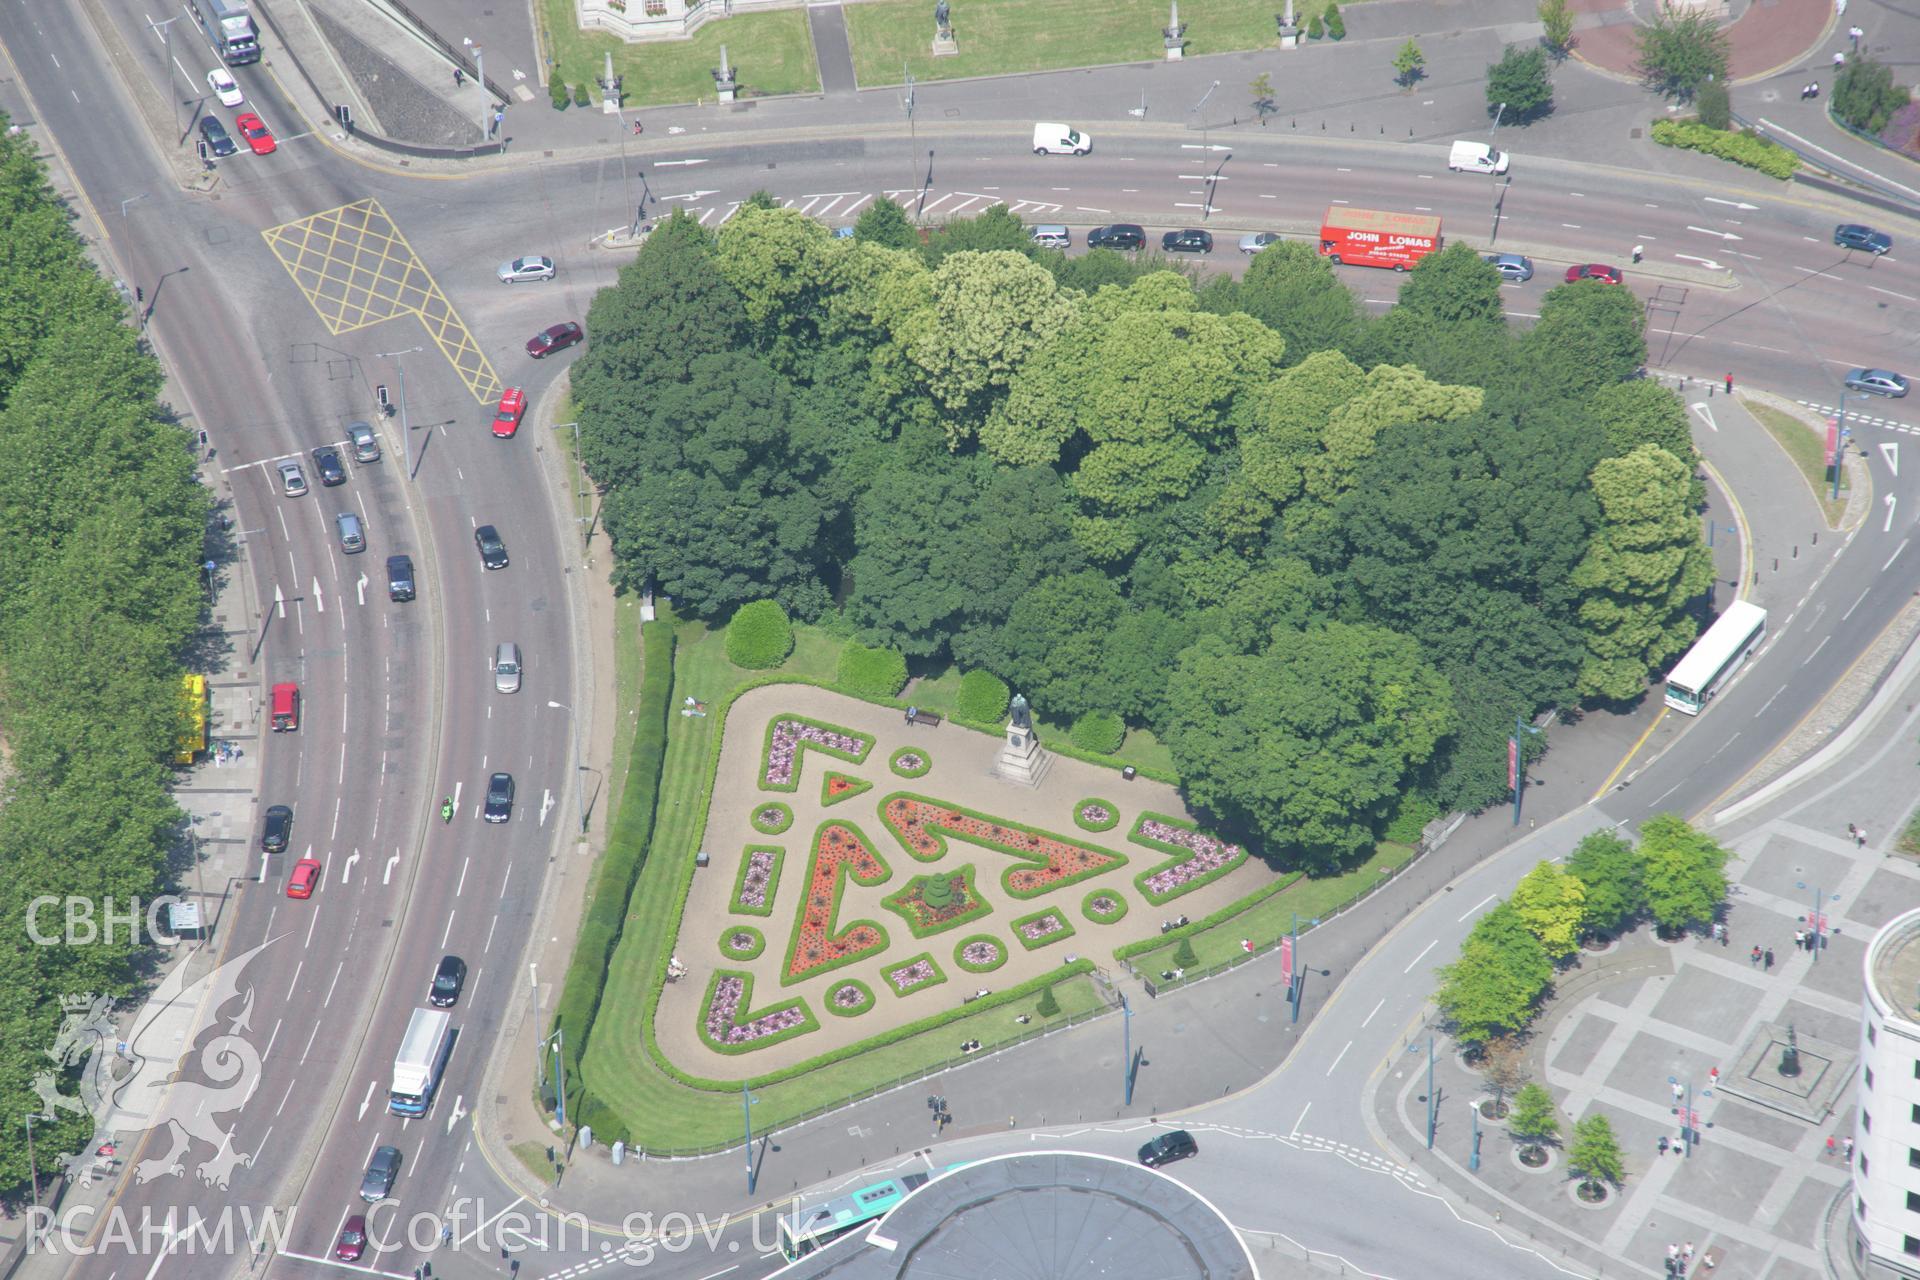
[1484,253,1534,282]
[277,460,308,496]
[496,255,556,284]
[1239,232,1280,255]
[492,642,521,694]
[1845,368,1910,398]
[336,511,366,554]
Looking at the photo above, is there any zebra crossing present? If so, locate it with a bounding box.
[1797,399,1918,435]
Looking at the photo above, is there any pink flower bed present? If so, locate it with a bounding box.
[1139,819,1242,897]
[832,983,866,1008]
[704,976,806,1046]
[737,850,776,910]
[883,797,1122,892]
[765,720,870,788]
[1018,914,1065,942]
[961,940,1001,966]
[1080,803,1112,825]
[887,958,935,993]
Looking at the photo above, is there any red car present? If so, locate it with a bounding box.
[235,112,276,155]
[1564,263,1623,284]
[333,1214,367,1261]
[492,387,527,438]
[287,858,322,899]
[526,322,582,359]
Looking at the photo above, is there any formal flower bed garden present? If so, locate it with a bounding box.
[760,715,873,792]
[781,822,892,985]
[1082,889,1128,924]
[882,866,991,938]
[953,934,1007,973]
[720,924,766,960]
[821,771,872,807]
[885,952,946,996]
[881,794,1126,898]
[1074,798,1120,832]
[731,846,783,917]
[826,979,875,1017]
[889,747,932,778]
[698,970,818,1053]
[751,801,793,835]
[1131,812,1248,904]
[1010,906,1075,950]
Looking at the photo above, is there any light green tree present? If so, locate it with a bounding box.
[1538,0,1575,52]
[1434,903,1553,1045]
[1394,39,1426,87]
[1509,862,1587,959]
[1509,1082,1560,1152]
[713,204,838,352]
[1638,813,1728,932]
[903,250,1079,432]
[1250,71,1276,121]
[1570,445,1714,702]
[1564,830,1646,937]
[1569,1113,1625,1192]
[1632,5,1729,102]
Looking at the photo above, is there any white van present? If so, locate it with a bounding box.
[1033,123,1091,156]
[1448,140,1509,174]
[1030,225,1071,249]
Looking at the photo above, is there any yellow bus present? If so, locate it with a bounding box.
[175,673,208,765]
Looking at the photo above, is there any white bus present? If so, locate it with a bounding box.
[1664,600,1767,715]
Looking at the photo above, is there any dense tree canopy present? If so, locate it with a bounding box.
[573,196,1710,874]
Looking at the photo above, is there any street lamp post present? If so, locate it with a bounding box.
[546,701,587,835]
[1121,995,1134,1105]
[1833,390,1854,500]
[1510,716,1544,826]
[1191,79,1220,151]
[374,348,423,480]
[464,40,487,138]
[1407,1036,1436,1148]
[24,1115,38,1208]
[149,16,184,141]
[1468,1100,1482,1171]
[553,423,590,547]
[904,66,917,217]
[742,1085,758,1194]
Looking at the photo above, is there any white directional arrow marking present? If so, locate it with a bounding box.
[1702,197,1759,210]
[1179,143,1233,151]
[357,1078,377,1121]
[529,962,539,990]
[355,573,368,606]
[446,1094,468,1133]
[659,190,720,202]
[1885,494,1899,533]
[257,852,270,882]
[342,850,360,884]
[312,579,325,614]
[1674,255,1725,270]
[1690,402,1718,433]
[1880,441,1900,476]
[274,583,285,618]
[384,853,400,885]
[654,158,709,166]
[1686,226,1744,241]
[539,789,555,827]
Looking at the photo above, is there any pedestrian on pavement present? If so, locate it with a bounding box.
[1765,948,1775,969]
[1846,1136,1856,1158]
[454,67,465,87]
[1684,1243,1695,1261]
[1849,822,1858,838]
[1672,1081,1685,1101]
[1709,1067,1720,1086]
[1828,1135,1838,1156]
[1795,929,1806,949]
[1858,827,1868,847]
[1725,372,1734,394]
[1834,50,1846,66]
[1750,944,1762,966]
[1801,84,1812,100]
[1633,243,1645,263]
[1669,1244,1681,1262]
[1811,81,1821,98]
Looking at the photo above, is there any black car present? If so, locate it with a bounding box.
[386,554,415,602]
[359,1145,401,1203]
[309,445,345,487]
[1834,223,1892,255]
[260,804,293,853]
[1138,1129,1198,1167]
[474,525,508,570]
[429,955,467,1008]
[1161,229,1213,254]
[198,116,237,157]
[1088,224,1146,251]
[483,772,514,824]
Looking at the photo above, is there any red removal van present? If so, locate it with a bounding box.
[271,682,300,732]
[1318,207,1443,271]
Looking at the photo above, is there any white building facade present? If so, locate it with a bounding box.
[1853,907,1920,1277]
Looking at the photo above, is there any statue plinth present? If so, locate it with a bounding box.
[1164,27,1185,59]
[932,25,958,55]
[1278,23,1302,47]
[994,722,1051,788]
[712,71,737,103]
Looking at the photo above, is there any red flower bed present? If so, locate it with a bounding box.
[785,823,889,982]
[882,796,1123,897]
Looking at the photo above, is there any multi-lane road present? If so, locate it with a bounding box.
[4,1,1919,1277]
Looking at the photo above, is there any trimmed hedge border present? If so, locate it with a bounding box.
[1081,889,1129,925]
[696,968,818,1055]
[553,618,676,1090]
[883,950,947,997]
[1011,906,1077,951]
[1129,810,1250,906]
[821,770,872,808]
[730,845,784,917]
[1650,118,1799,180]
[778,819,893,988]
[882,864,993,939]
[953,934,1008,973]
[889,747,932,778]
[720,924,766,961]
[825,978,876,1018]
[1112,867,1305,961]
[758,712,874,793]
[750,801,793,835]
[1074,798,1120,832]
[879,791,1128,900]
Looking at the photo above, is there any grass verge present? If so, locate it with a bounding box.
[844,0,1285,85]
[606,592,646,818]
[1745,399,1850,526]
[1126,841,1418,974]
[537,0,819,106]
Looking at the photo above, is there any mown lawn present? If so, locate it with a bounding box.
[1744,399,1850,527]
[577,622,1114,1152]
[538,0,818,106]
[845,0,1285,86]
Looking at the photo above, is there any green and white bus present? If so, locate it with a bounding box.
[1665,600,1767,715]
[777,1173,930,1260]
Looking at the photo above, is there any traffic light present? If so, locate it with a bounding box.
[135,287,144,303]
[376,385,390,410]
[335,103,353,130]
